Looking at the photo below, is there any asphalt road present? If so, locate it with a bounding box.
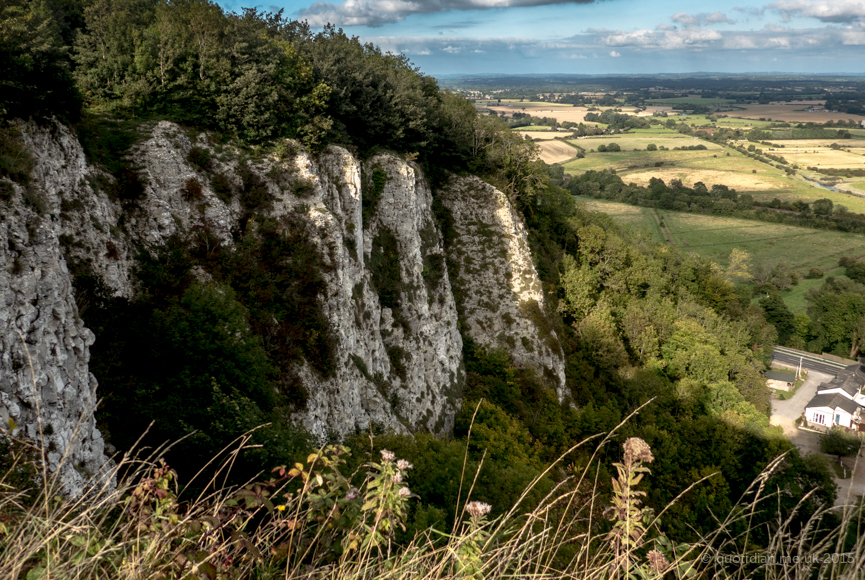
[771,350,846,377]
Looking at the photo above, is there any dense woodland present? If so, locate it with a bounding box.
[0,0,846,561]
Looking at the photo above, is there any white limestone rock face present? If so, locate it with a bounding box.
[438,176,567,401]
[1,125,110,496]
[2,119,563,494]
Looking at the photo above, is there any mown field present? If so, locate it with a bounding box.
[563,131,865,214]
[573,196,865,313]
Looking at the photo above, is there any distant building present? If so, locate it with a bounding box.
[804,361,865,431]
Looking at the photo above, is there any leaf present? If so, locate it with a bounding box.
[26,567,46,580]
[198,561,218,580]
[361,499,377,511]
[69,534,87,547]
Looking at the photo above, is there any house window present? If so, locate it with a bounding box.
[813,412,826,425]
[835,414,841,425]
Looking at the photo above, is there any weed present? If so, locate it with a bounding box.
[186,146,213,171]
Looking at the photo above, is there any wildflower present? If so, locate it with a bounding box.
[623,437,653,465]
[276,504,286,512]
[647,549,670,574]
[392,472,403,484]
[465,501,491,520]
[381,449,395,462]
[398,486,411,498]
[396,459,413,470]
[346,488,360,501]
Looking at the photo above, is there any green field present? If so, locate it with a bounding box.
[563,131,865,214]
[573,196,865,312]
[646,97,736,105]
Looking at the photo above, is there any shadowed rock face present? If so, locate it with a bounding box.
[1,120,564,494]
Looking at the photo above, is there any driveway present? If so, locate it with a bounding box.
[770,370,865,507]
[770,369,830,438]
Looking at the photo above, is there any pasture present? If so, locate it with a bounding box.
[561,131,865,214]
[573,196,865,312]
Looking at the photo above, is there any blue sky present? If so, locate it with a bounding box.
[217,0,865,75]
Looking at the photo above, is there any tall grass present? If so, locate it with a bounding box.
[2,387,865,579]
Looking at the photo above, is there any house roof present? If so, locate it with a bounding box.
[765,371,794,382]
[806,393,861,416]
[817,368,863,398]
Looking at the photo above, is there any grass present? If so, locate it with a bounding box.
[645,97,736,106]
[4,387,865,580]
[572,196,865,313]
[562,131,865,214]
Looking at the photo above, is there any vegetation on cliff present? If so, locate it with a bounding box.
[0,0,849,572]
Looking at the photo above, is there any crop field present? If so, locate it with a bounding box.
[573,196,865,312]
[562,131,865,214]
[765,140,865,169]
[724,103,865,124]
[535,139,579,164]
[645,97,736,105]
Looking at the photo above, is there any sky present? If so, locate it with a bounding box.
[216,0,865,76]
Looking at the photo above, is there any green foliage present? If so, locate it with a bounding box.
[820,427,861,459]
[804,276,865,356]
[0,0,80,119]
[369,227,403,311]
[759,293,796,346]
[845,261,865,284]
[362,167,386,228]
[0,125,34,184]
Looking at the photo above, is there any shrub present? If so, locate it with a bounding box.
[646,143,657,151]
[186,146,213,171]
[805,268,824,279]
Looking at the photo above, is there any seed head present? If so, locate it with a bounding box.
[381,449,395,463]
[623,437,653,464]
[647,549,670,574]
[396,459,413,471]
[392,472,403,484]
[465,501,492,520]
[398,486,411,498]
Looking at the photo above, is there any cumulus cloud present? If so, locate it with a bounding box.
[604,27,723,48]
[672,11,735,27]
[299,0,598,27]
[609,50,621,56]
[768,0,865,23]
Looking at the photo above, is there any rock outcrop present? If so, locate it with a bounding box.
[0,120,563,493]
[439,177,567,401]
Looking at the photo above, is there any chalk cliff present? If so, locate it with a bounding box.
[0,120,564,493]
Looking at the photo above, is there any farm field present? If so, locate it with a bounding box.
[722,103,865,124]
[573,196,865,313]
[535,140,579,164]
[562,132,865,214]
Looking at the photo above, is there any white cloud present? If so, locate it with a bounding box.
[604,27,723,49]
[609,50,621,56]
[442,45,461,53]
[768,0,865,23]
[299,0,598,27]
[672,11,735,27]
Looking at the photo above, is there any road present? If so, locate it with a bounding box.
[770,369,865,507]
[771,347,847,377]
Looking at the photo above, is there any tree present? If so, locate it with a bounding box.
[812,198,833,215]
[725,248,753,283]
[759,294,796,345]
[820,427,860,461]
[646,143,657,151]
[846,261,865,284]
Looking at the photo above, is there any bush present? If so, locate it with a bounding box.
[805,268,824,279]
[646,143,657,151]
[845,261,865,284]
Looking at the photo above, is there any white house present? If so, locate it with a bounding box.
[804,361,865,431]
